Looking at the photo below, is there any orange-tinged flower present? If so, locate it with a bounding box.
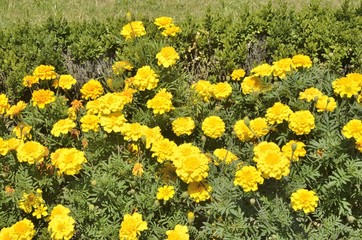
[33,64,57,80]
[23,75,39,87]
[80,79,104,100]
[31,89,56,108]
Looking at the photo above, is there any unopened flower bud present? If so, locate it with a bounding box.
[347,215,355,223]
[153,200,160,208]
[181,191,189,199]
[250,198,256,205]
[91,180,97,186]
[291,142,298,152]
[187,212,195,224]
[244,117,250,127]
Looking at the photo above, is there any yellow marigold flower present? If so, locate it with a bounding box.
[7,138,22,151]
[100,112,127,133]
[213,148,238,165]
[11,218,36,240]
[172,117,195,136]
[49,204,71,221]
[6,101,27,118]
[133,66,159,91]
[355,138,362,153]
[121,21,146,40]
[53,74,77,90]
[119,212,148,240]
[117,88,137,105]
[80,79,104,100]
[166,224,189,240]
[188,181,212,203]
[31,89,56,108]
[162,24,181,37]
[0,94,10,114]
[0,227,12,239]
[140,125,163,149]
[147,89,174,114]
[299,87,324,102]
[265,102,293,124]
[292,54,313,68]
[251,63,274,77]
[48,215,75,240]
[332,76,361,98]
[17,141,46,164]
[234,119,253,142]
[18,191,42,213]
[174,153,209,183]
[120,122,143,141]
[273,58,295,79]
[51,118,76,137]
[97,92,127,115]
[231,69,246,81]
[85,98,101,115]
[51,148,87,175]
[151,138,177,163]
[171,143,201,164]
[32,204,48,219]
[346,72,362,87]
[156,46,180,68]
[13,122,32,140]
[191,80,214,102]
[0,137,9,156]
[250,117,269,138]
[202,116,225,139]
[254,149,290,180]
[212,82,232,100]
[112,61,133,74]
[80,114,100,132]
[253,141,280,159]
[290,189,319,214]
[288,110,315,135]
[241,75,263,95]
[154,16,173,29]
[67,107,77,121]
[132,162,144,177]
[156,185,175,201]
[315,95,337,112]
[282,140,306,162]
[234,165,264,192]
[23,75,39,87]
[342,119,362,139]
[33,64,57,80]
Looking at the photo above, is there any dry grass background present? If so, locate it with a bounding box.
[0,0,358,28]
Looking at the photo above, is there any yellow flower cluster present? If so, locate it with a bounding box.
[332,72,362,98]
[48,204,75,240]
[213,148,238,165]
[119,212,148,240]
[272,58,295,79]
[18,189,48,219]
[234,166,264,192]
[192,80,232,101]
[187,181,212,203]
[292,54,313,68]
[0,218,35,240]
[133,66,159,91]
[154,16,181,37]
[166,225,189,240]
[100,112,127,133]
[121,21,146,40]
[172,117,195,136]
[156,46,180,68]
[16,141,47,164]
[51,118,76,137]
[147,88,174,114]
[51,148,87,175]
[290,189,319,214]
[151,138,177,163]
[253,141,290,180]
[288,110,315,135]
[265,102,293,125]
[156,185,175,201]
[202,116,225,139]
[299,87,337,112]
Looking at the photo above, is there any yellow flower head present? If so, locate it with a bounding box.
[0,227,12,240]
[18,190,45,214]
[54,74,77,90]
[272,58,295,79]
[119,212,148,240]
[342,119,362,140]
[154,16,173,29]
[253,141,280,159]
[0,94,10,114]
[112,61,133,75]
[241,76,263,95]
[213,148,238,165]
[147,89,174,114]
[133,66,159,91]
[51,148,87,175]
[233,119,253,142]
[121,21,146,40]
[292,54,312,68]
[202,116,225,139]
[32,204,48,219]
[156,46,180,68]
[282,140,306,162]
[51,118,76,137]
[132,162,144,177]
[172,117,195,136]
[6,101,27,118]
[291,189,319,214]
[231,69,246,81]
[174,153,209,183]
[251,63,274,77]
[151,138,177,163]
[299,87,323,102]
[171,143,201,164]
[23,75,39,87]
[48,215,75,240]
[212,82,232,100]
[100,112,127,133]
[80,79,104,100]
[161,24,181,37]
[288,110,315,135]
[346,72,362,87]
[17,141,46,164]
[140,125,163,149]
[119,122,143,142]
[234,165,264,192]
[33,64,57,80]
[7,138,22,151]
[187,181,212,203]
[10,218,36,240]
[254,148,290,180]
[332,76,361,98]
[315,95,337,112]
[265,102,293,125]
[191,80,214,102]
[31,89,56,108]
[80,114,100,132]
[97,92,127,115]
[156,185,175,201]
[0,138,9,156]
[166,225,189,240]
[250,117,270,138]
[49,204,71,221]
